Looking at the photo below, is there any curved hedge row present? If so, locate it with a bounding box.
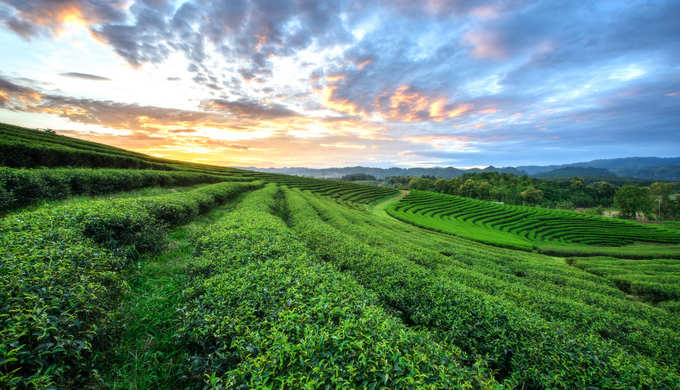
[174,185,491,388]
[0,124,256,182]
[0,123,397,207]
[389,191,680,248]
[0,167,254,213]
[0,124,179,170]
[0,181,261,388]
[285,188,680,389]
[0,138,179,170]
[246,171,399,205]
[569,257,680,304]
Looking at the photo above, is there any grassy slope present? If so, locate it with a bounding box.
[3,123,680,388]
[0,123,396,212]
[387,190,680,258]
[284,187,680,388]
[98,195,245,388]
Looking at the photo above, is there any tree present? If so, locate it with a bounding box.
[650,182,673,220]
[521,186,543,205]
[569,177,585,191]
[476,181,492,200]
[590,181,616,206]
[614,185,651,219]
[408,177,432,190]
[460,179,476,198]
[433,178,449,193]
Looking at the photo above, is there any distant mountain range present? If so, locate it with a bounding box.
[239,165,525,179]
[240,157,680,181]
[534,167,617,179]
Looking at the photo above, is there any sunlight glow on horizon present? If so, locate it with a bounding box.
[0,0,678,168]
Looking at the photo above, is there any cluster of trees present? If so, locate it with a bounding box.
[615,182,679,220]
[387,172,680,220]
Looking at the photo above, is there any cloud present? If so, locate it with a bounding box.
[60,72,110,81]
[0,76,388,143]
[463,29,506,60]
[320,142,366,150]
[0,75,245,132]
[200,99,299,120]
[0,76,42,107]
[0,0,127,38]
[403,135,479,152]
[1,1,680,167]
[321,83,475,123]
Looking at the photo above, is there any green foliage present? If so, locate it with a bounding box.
[2,122,680,389]
[408,177,433,190]
[615,185,652,218]
[285,188,680,388]
[0,167,253,213]
[387,190,680,256]
[651,181,675,220]
[520,185,543,204]
[569,257,680,304]
[0,123,257,180]
[246,171,399,205]
[396,171,622,209]
[0,181,261,388]
[174,185,490,388]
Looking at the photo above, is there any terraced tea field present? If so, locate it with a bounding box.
[246,171,399,205]
[2,123,680,389]
[388,190,680,257]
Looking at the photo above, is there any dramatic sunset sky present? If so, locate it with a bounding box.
[0,1,678,168]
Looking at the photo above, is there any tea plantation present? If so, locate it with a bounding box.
[388,190,680,257]
[1,123,679,389]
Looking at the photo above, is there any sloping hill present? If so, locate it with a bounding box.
[535,166,616,178]
[387,190,680,257]
[2,123,680,389]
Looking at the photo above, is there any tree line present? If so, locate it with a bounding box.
[386,172,680,220]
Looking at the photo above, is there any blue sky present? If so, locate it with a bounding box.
[0,0,678,168]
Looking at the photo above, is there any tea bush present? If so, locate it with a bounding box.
[0,167,254,212]
[175,185,494,388]
[388,190,680,255]
[285,188,680,388]
[0,181,261,388]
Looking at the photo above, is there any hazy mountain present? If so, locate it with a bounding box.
[242,157,680,181]
[535,167,616,179]
[238,166,524,179]
[518,157,680,179]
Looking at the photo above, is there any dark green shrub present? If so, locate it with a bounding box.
[0,167,247,213]
[0,181,262,388]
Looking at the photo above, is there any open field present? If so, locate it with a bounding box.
[387,190,680,258]
[1,124,680,389]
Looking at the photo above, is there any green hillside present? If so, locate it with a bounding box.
[1,123,679,389]
[388,190,680,257]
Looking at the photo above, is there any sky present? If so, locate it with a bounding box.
[0,0,678,168]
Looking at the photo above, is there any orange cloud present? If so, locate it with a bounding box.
[325,75,345,82]
[320,83,474,123]
[15,3,95,36]
[321,85,367,117]
[356,59,373,70]
[380,85,473,122]
[0,78,44,109]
